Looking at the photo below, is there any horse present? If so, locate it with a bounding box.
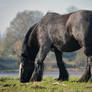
[19,10,92,83]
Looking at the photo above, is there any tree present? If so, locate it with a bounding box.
[1,10,43,57]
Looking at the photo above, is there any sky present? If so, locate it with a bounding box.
[0,0,92,35]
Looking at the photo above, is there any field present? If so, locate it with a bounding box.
[0,76,92,92]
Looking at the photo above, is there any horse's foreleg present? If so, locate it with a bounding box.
[30,45,50,82]
[54,48,69,81]
[78,57,91,82]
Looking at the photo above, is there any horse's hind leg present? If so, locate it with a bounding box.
[54,48,69,81]
[78,57,91,82]
[30,43,51,81]
[78,46,92,82]
[77,48,91,82]
[78,56,92,82]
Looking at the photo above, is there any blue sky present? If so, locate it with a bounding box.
[0,0,92,34]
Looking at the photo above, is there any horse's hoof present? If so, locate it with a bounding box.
[71,80,84,83]
[77,79,88,82]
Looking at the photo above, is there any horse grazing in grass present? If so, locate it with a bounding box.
[19,10,92,83]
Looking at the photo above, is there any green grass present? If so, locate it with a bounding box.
[0,76,92,92]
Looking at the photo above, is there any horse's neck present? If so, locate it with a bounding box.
[27,27,39,61]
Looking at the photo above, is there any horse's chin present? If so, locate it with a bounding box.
[20,73,31,83]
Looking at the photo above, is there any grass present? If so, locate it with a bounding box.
[0,76,92,92]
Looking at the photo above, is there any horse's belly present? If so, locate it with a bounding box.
[62,37,81,52]
[62,44,80,52]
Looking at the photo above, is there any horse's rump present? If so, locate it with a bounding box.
[66,10,92,55]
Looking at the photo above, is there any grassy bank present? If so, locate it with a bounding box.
[0,76,92,92]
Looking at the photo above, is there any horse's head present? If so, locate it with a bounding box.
[18,53,35,83]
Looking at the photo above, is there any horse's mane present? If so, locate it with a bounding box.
[23,23,38,45]
[22,23,38,53]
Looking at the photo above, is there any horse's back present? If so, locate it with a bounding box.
[40,12,72,25]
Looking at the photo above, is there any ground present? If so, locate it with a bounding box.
[0,76,92,92]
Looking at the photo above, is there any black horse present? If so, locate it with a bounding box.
[19,10,92,83]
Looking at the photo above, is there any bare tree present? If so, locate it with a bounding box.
[1,10,43,56]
